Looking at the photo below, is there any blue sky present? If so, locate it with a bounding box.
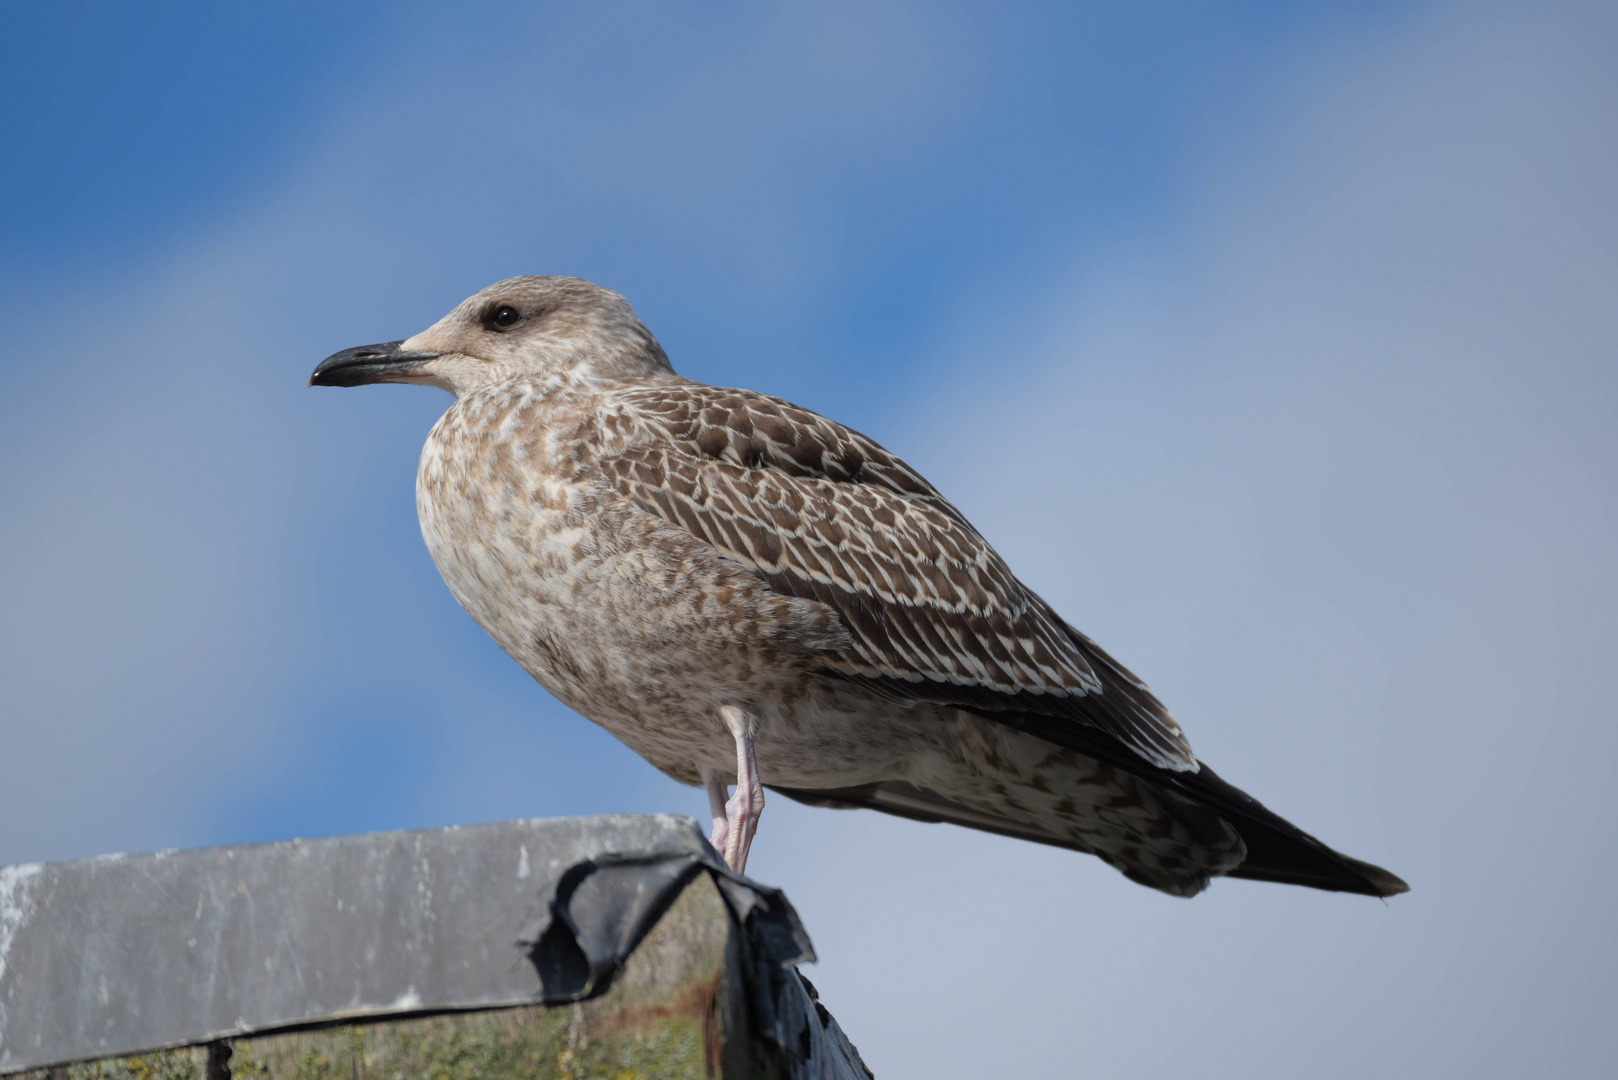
[2,2,1614,1077]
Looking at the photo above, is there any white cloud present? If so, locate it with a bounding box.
[753,4,1618,1077]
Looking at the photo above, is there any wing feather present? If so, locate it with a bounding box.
[606,382,1197,770]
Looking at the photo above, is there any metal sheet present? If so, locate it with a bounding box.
[0,814,720,1073]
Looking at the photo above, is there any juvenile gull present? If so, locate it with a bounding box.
[311,276,1407,896]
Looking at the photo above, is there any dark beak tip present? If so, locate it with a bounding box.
[310,341,436,388]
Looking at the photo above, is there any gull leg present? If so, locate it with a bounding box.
[701,767,731,857]
[719,706,764,873]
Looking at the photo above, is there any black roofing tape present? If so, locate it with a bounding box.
[517,847,870,1078]
[519,847,814,1004]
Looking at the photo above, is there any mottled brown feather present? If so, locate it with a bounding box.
[606,383,1197,770]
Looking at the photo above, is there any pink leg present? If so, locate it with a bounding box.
[722,729,764,874]
[701,767,730,857]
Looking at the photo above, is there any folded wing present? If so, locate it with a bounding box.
[607,383,1197,771]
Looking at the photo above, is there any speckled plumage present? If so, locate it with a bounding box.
[312,275,1407,898]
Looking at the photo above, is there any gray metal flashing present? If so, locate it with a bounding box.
[0,814,865,1078]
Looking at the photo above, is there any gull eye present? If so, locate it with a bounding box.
[491,305,521,329]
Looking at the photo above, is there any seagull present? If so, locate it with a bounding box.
[311,275,1407,897]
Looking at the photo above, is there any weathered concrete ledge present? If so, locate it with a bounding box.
[0,815,869,1079]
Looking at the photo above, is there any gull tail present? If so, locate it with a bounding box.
[999,711,1409,897]
[774,715,1407,899]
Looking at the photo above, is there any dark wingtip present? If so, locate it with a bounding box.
[1343,855,1410,897]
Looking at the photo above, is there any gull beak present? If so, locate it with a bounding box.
[309,341,443,387]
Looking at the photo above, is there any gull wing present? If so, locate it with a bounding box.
[607,383,1197,771]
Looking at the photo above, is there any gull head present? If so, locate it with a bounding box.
[309,276,672,396]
